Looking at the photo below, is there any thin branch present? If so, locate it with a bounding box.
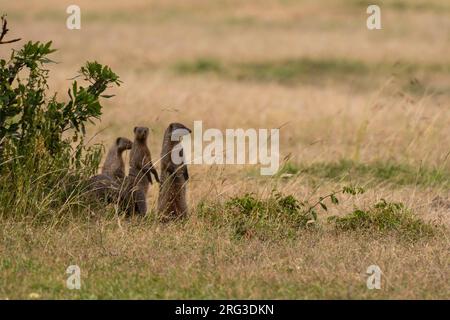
[0,15,21,45]
[305,191,339,215]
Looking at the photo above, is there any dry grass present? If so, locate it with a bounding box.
[0,0,449,299]
[1,216,448,299]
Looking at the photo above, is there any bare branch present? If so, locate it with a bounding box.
[0,15,21,45]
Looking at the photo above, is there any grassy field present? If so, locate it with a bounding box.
[0,0,449,299]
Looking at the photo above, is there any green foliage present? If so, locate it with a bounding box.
[198,191,312,240]
[329,199,438,240]
[0,40,120,163]
[198,186,363,240]
[0,17,120,219]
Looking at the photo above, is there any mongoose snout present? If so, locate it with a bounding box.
[101,136,133,180]
[133,126,149,141]
[117,137,133,152]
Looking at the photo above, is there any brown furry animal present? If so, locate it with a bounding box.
[101,137,132,180]
[157,122,191,221]
[121,126,159,215]
[87,137,131,203]
[86,174,119,203]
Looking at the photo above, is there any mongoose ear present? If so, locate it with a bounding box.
[116,137,121,145]
[134,127,138,133]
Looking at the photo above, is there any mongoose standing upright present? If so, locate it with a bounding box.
[121,126,159,215]
[87,137,132,202]
[102,137,132,180]
[157,122,191,221]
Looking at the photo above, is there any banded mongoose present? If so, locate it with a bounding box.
[157,122,191,221]
[101,137,132,180]
[87,174,118,203]
[87,137,132,202]
[121,126,159,215]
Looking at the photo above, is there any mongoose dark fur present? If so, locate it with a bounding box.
[101,137,132,180]
[121,126,159,215]
[87,137,132,202]
[86,174,119,203]
[157,122,191,221]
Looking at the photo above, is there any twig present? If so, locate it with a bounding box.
[0,15,21,45]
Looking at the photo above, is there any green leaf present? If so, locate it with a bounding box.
[331,194,339,204]
[311,209,318,220]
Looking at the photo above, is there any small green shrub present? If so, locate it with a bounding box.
[0,16,120,220]
[198,186,363,240]
[227,192,313,240]
[329,199,438,240]
[197,192,312,240]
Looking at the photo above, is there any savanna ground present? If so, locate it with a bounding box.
[0,0,449,299]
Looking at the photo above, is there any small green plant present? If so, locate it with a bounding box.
[329,199,438,240]
[198,185,364,240]
[224,192,310,239]
[302,185,365,221]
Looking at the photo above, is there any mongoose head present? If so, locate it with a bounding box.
[133,126,149,142]
[116,137,133,152]
[167,122,191,142]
